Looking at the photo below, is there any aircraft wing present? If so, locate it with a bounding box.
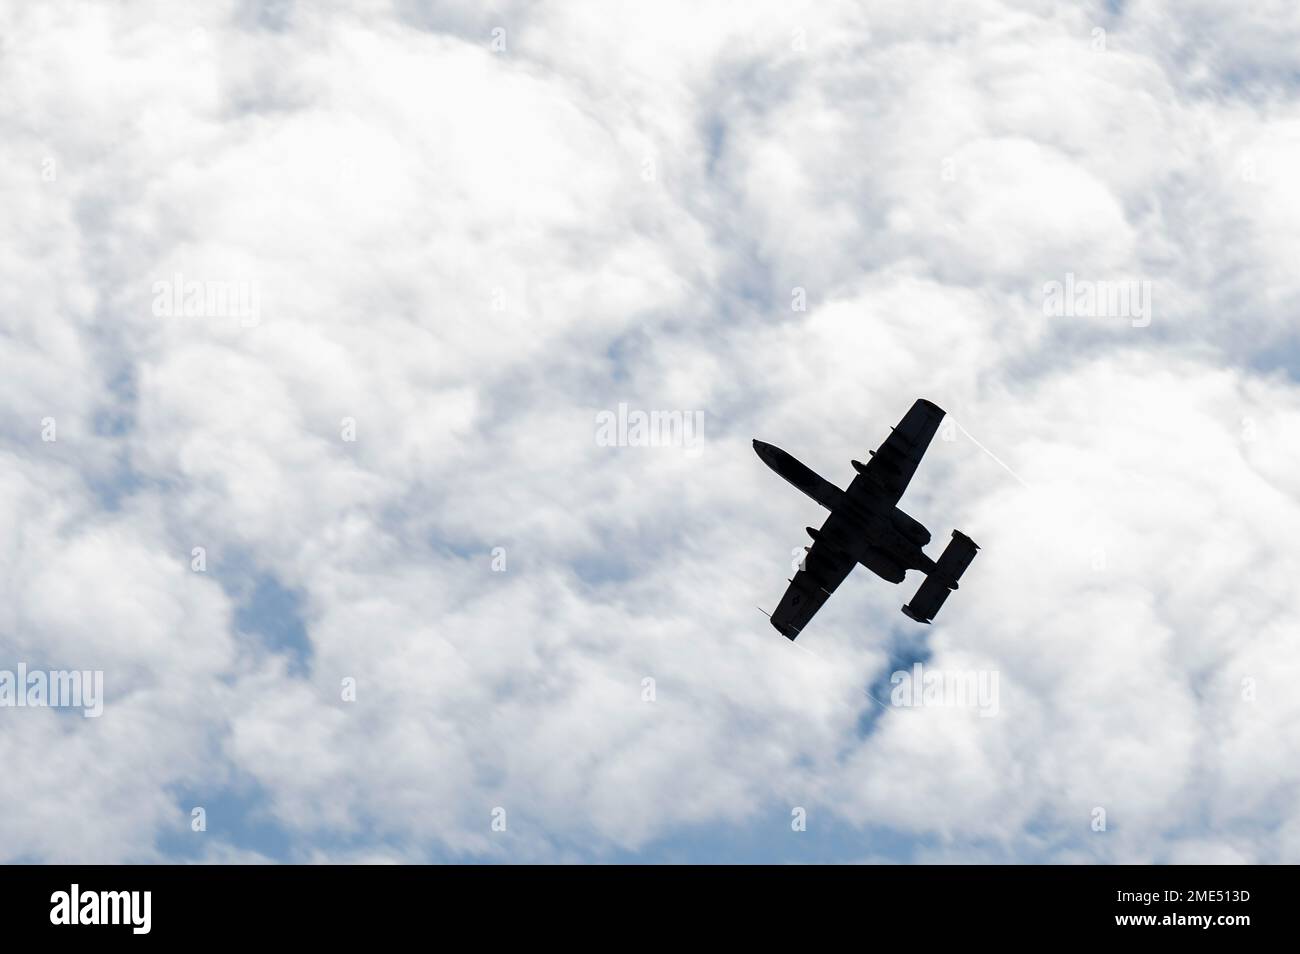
[769,516,859,641]
[848,398,946,506]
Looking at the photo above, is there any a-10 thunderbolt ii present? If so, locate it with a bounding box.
[754,398,979,640]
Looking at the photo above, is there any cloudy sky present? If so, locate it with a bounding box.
[2,0,1299,863]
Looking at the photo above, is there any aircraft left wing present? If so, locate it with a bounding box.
[769,522,858,640]
[848,398,946,506]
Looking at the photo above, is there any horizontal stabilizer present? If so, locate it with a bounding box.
[901,530,979,624]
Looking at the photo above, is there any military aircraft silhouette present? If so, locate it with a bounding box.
[754,398,979,639]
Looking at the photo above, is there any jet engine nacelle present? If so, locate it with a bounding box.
[858,548,905,583]
[890,508,931,547]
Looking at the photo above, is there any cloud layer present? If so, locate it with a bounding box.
[1,0,1298,862]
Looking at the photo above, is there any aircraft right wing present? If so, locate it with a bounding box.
[848,398,946,506]
[769,517,859,641]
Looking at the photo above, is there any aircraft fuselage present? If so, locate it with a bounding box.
[753,440,938,579]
